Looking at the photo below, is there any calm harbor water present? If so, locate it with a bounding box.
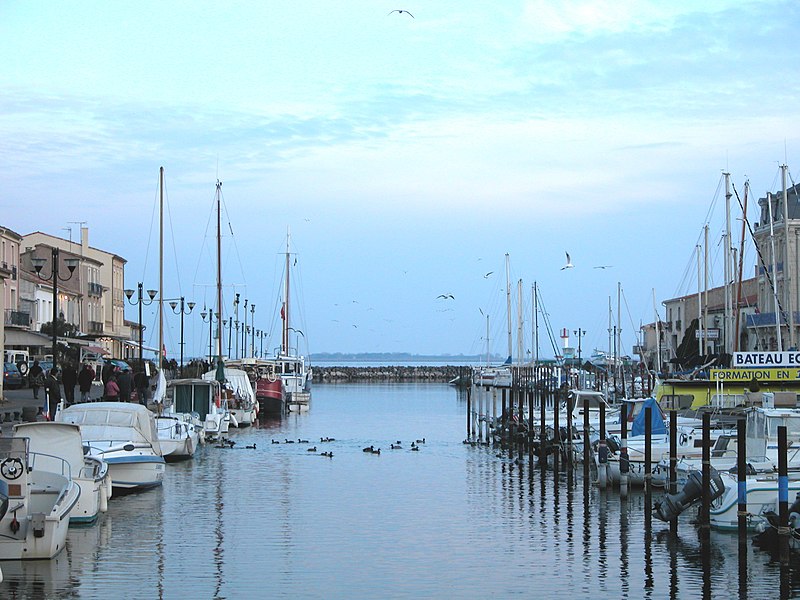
[3,382,800,599]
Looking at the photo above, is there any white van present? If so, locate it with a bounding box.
[4,350,30,376]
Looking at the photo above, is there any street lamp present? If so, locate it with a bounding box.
[124,283,158,365]
[32,247,79,370]
[241,298,248,358]
[168,297,195,377]
[573,328,586,389]
[250,303,256,357]
[255,329,263,357]
[200,308,220,365]
[232,293,239,359]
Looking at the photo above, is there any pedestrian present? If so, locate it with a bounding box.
[29,360,44,399]
[104,372,120,401]
[62,361,77,406]
[118,368,132,402]
[78,362,95,402]
[101,360,114,387]
[134,370,150,405]
[45,368,61,420]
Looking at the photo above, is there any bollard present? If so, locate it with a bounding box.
[598,402,607,489]
[620,401,629,499]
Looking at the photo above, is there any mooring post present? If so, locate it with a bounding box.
[491,387,497,444]
[553,383,560,470]
[620,401,629,499]
[583,395,590,481]
[539,367,547,465]
[669,409,678,534]
[466,384,472,441]
[778,425,790,564]
[598,402,607,489]
[700,412,711,530]
[737,416,747,539]
[644,405,652,497]
[566,389,574,471]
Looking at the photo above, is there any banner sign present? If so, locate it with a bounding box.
[732,352,800,368]
[711,367,800,382]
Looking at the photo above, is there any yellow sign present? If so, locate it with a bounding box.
[710,368,800,382]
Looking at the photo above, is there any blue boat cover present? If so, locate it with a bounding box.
[630,398,666,437]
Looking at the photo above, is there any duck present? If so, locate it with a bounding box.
[391,444,402,449]
[285,439,295,444]
[362,445,374,453]
[272,439,280,444]
[307,446,317,452]
[416,438,426,444]
[298,439,310,444]
[320,451,333,458]
[371,448,381,455]
[411,446,420,451]
[246,444,257,450]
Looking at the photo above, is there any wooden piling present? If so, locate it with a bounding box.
[700,412,711,529]
[620,401,629,499]
[644,405,652,496]
[778,425,790,564]
[737,416,747,538]
[598,401,607,489]
[466,385,472,441]
[583,394,590,481]
[669,409,677,534]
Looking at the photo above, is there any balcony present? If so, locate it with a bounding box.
[87,321,104,334]
[88,282,103,297]
[4,310,30,327]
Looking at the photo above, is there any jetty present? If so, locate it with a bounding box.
[313,365,469,383]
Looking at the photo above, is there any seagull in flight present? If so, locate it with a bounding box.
[436,294,455,300]
[484,271,494,278]
[388,9,414,17]
[593,265,613,269]
[561,252,574,270]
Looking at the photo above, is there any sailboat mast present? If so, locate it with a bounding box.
[734,182,749,352]
[516,279,523,366]
[283,229,290,355]
[158,167,164,370]
[505,253,512,362]
[216,180,224,360]
[782,164,794,349]
[697,244,702,357]
[768,192,783,350]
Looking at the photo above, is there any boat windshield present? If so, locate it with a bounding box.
[767,415,800,438]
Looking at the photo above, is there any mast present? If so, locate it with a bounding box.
[532,283,538,366]
[768,192,783,350]
[724,172,732,355]
[516,279,523,366]
[485,314,490,367]
[734,182,749,352]
[505,253,512,362]
[158,167,164,371]
[282,228,291,355]
[653,289,661,375]
[697,244,702,357]
[704,225,709,353]
[216,180,224,360]
[782,164,794,349]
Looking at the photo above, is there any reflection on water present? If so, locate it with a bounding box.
[1,382,799,598]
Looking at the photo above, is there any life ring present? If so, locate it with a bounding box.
[679,432,688,446]
[267,373,277,383]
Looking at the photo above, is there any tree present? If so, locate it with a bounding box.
[40,317,79,338]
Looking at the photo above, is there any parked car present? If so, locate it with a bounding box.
[4,362,24,389]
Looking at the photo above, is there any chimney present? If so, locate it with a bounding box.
[81,226,89,255]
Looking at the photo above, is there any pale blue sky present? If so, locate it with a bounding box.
[2,1,799,360]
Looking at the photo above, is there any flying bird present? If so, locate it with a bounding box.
[436,294,455,300]
[388,9,414,17]
[484,271,494,278]
[593,265,613,269]
[561,252,574,270]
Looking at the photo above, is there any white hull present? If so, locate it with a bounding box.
[0,487,78,560]
[229,407,256,427]
[104,455,165,490]
[711,472,800,530]
[156,414,201,460]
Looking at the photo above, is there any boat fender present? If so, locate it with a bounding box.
[100,483,108,513]
[10,513,19,534]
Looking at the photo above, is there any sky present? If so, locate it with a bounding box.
[2,1,799,362]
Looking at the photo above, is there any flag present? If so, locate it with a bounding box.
[42,391,50,421]
[162,344,167,357]
[280,304,285,320]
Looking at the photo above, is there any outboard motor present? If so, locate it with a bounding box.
[654,468,725,522]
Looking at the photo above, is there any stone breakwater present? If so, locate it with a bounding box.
[313,365,470,383]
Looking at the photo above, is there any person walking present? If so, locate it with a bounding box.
[118,367,132,402]
[134,370,150,405]
[45,368,62,420]
[78,362,95,402]
[101,360,114,387]
[62,361,78,406]
[29,360,44,399]
[104,372,120,401]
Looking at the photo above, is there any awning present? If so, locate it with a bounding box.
[4,329,51,347]
[85,345,110,355]
[122,339,159,353]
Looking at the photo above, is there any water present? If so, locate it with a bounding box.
[3,382,800,599]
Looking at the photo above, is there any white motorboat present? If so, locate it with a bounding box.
[166,378,230,442]
[13,422,111,524]
[56,402,165,492]
[0,436,80,559]
[152,370,202,460]
[203,367,256,426]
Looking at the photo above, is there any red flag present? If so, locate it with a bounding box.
[280,304,285,320]
[162,344,167,357]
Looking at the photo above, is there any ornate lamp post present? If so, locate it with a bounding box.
[32,248,80,370]
[124,283,158,365]
[241,298,248,358]
[168,297,195,377]
[255,330,263,357]
[200,308,220,366]
[250,303,256,357]
[232,293,239,359]
[573,328,586,388]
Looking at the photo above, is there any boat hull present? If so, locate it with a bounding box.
[105,456,166,490]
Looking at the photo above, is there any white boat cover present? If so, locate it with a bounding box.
[57,402,162,455]
[13,422,84,479]
[202,368,255,401]
[152,369,167,403]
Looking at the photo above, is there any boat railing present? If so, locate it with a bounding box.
[27,451,72,480]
